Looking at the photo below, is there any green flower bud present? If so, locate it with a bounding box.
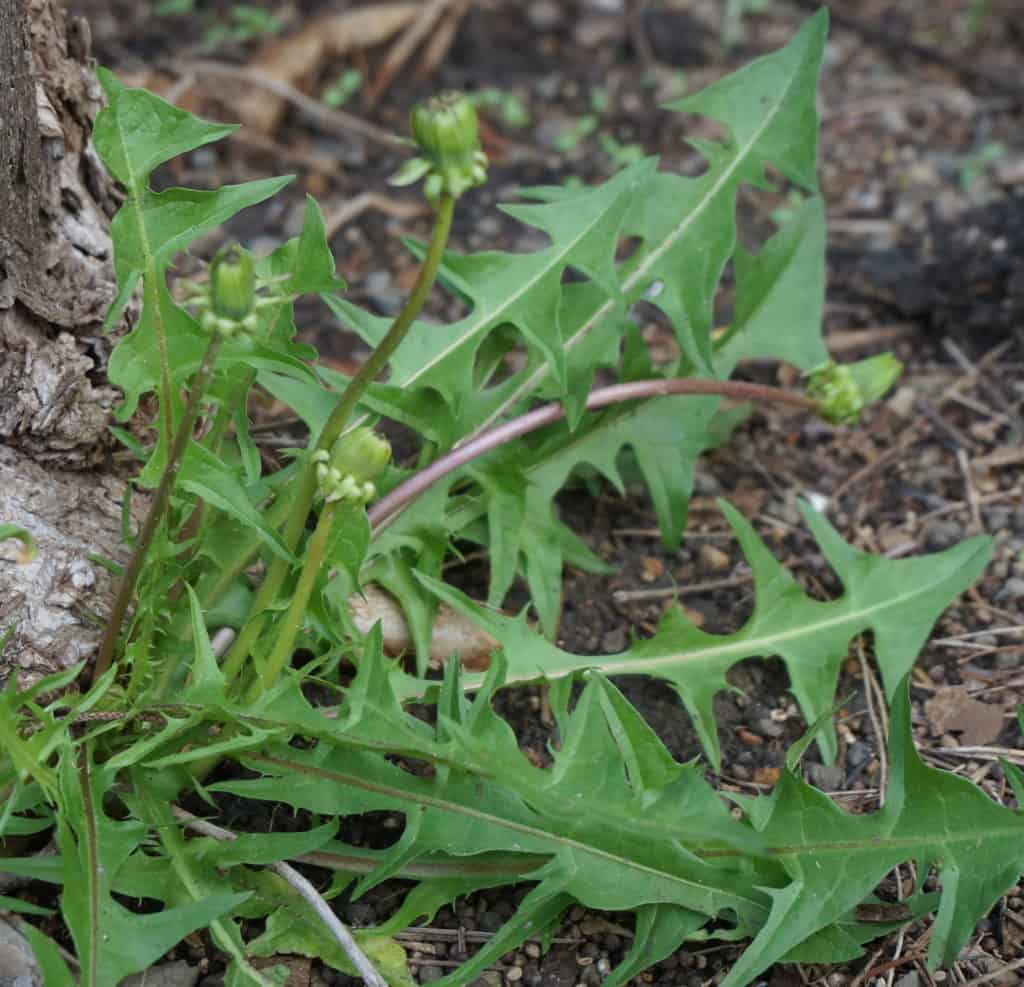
[330,427,391,484]
[411,91,480,168]
[312,427,391,504]
[403,91,488,201]
[806,354,902,425]
[209,244,255,321]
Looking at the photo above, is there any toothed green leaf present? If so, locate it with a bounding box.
[57,755,248,986]
[327,157,655,427]
[419,503,991,767]
[178,443,295,564]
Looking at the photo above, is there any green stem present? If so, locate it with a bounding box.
[245,500,338,702]
[221,193,455,687]
[318,193,455,456]
[90,333,224,685]
[163,374,254,609]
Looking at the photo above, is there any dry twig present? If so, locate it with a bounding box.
[171,807,387,987]
[368,0,471,104]
[175,59,407,150]
[324,191,430,240]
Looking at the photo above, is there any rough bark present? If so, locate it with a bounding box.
[1,0,123,463]
[0,0,133,685]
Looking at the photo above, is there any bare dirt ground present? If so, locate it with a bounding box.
[53,0,1024,984]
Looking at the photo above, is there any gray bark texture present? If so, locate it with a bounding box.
[1,0,134,685]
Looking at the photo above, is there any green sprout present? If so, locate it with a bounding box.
[321,69,363,109]
[470,87,531,128]
[202,4,282,48]
[555,114,599,153]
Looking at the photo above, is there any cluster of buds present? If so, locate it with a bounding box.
[313,427,391,506]
[391,91,488,203]
[805,354,903,425]
[187,244,278,338]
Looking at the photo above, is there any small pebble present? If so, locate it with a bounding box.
[983,506,1012,531]
[0,919,42,987]
[479,910,504,933]
[995,577,1024,602]
[527,0,562,30]
[736,727,763,747]
[419,966,444,983]
[995,649,1022,670]
[846,740,871,770]
[807,761,845,791]
[754,716,784,739]
[692,471,721,495]
[601,627,627,653]
[699,544,731,571]
[924,519,963,551]
[477,215,502,239]
[506,965,524,982]
[364,270,404,315]
[471,974,503,987]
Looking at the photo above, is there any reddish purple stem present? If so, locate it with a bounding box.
[368,377,815,533]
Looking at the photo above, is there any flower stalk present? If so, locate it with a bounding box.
[368,377,818,533]
[221,193,455,690]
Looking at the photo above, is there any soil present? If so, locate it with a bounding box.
[47,0,1024,984]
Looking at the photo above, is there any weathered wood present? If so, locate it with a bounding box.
[0,0,133,684]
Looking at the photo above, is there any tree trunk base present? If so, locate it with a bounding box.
[1,0,135,682]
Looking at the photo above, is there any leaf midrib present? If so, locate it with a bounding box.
[468,48,804,438]
[700,827,1024,859]
[396,195,631,388]
[593,569,966,679]
[527,554,984,682]
[115,105,174,439]
[249,752,765,916]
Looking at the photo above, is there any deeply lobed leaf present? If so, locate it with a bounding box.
[421,502,992,766]
[201,635,1022,987]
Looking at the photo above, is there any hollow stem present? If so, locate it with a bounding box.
[368,376,817,533]
[222,193,455,687]
[244,500,339,702]
[91,333,224,685]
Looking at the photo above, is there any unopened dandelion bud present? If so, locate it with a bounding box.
[329,427,391,485]
[396,91,489,202]
[806,354,902,426]
[209,244,255,321]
